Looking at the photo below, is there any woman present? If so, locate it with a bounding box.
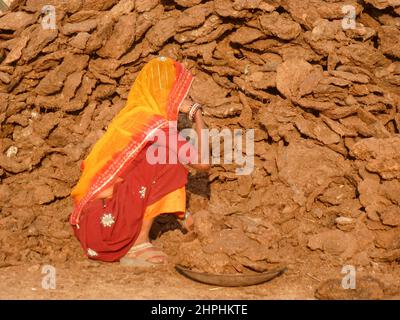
[69,57,210,267]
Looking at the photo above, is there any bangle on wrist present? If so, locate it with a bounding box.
[188,103,202,122]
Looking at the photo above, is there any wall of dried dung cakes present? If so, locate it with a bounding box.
[0,1,13,13]
[0,0,399,273]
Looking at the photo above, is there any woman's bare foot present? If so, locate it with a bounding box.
[178,211,195,231]
[122,242,167,265]
[182,212,194,231]
[121,217,167,265]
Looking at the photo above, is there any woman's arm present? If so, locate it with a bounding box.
[179,98,210,171]
[150,98,211,171]
[189,108,210,171]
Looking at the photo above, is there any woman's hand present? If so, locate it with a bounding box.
[179,97,193,114]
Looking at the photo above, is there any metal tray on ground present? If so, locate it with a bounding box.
[175,265,287,287]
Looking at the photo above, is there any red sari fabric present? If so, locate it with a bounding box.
[72,127,197,262]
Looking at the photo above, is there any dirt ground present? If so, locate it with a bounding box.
[0,255,399,300]
[0,263,315,300]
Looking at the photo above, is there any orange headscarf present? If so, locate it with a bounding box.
[70,57,193,225]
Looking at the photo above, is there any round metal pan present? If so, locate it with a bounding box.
[175,265,287,287]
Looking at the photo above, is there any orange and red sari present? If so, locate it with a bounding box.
[69,57,194,261]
